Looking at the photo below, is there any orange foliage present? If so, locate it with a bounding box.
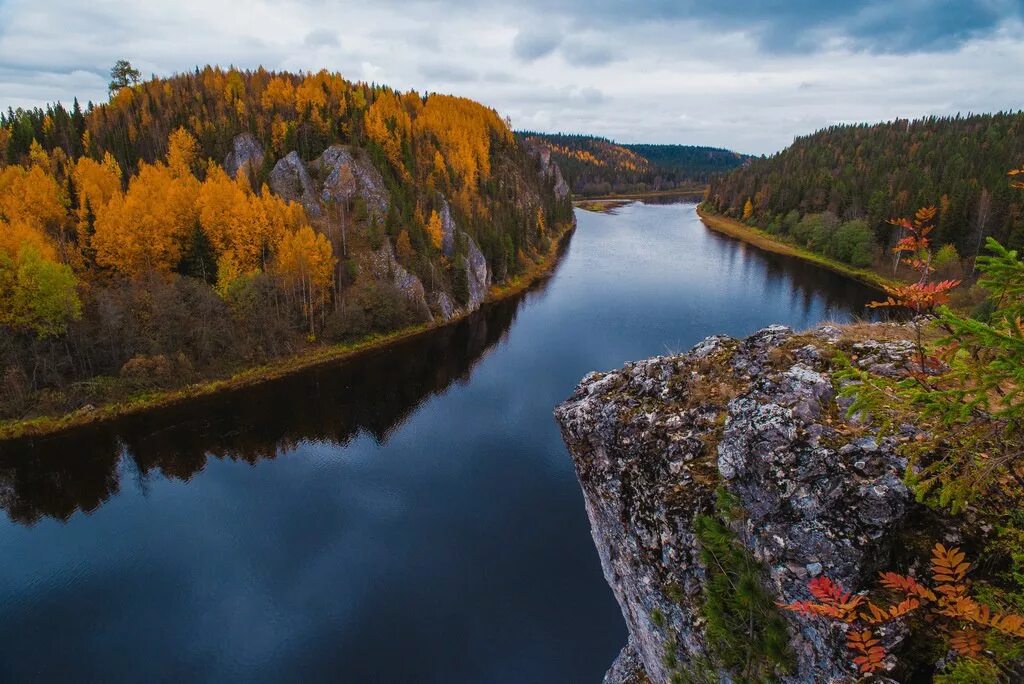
[425,209,443,250]
[166,128,200,179]
[364,90,412,175]
[413,94,511,188]
[93,160,200,275]
[0,218,57,261]
[199,165,308,279]
[781,543,1024,675]
[847,629,886,674]
[261,76,295,113]
[1010,167,1024,190]
[0,164,66,235]
[870,206,960,317]
[275,225,336,336]
[72,153,122,241]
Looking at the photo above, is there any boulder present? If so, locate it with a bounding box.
[555,325,916,683]
[313,145,390,221]
[223,133,264,181]
[268,151,320,217]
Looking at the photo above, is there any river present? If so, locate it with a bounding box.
[0,202,879,682]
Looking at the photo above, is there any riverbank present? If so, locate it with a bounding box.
[696,204,897,291]
[0,220,577,443]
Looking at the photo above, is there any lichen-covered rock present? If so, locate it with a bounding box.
[268,151,320,217]
[223,133,264,181]
[555,325,916,684]
[313,145,390,220]
[604,642,649,684]
[429,291,456,321]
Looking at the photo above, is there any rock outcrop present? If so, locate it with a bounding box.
[313,145,390,221]
[223,133,265,181]
[537,146,571,200]
[556,325,920,683]
[359,244,432,320]
[268,151,320,217]
[439,199,491,311]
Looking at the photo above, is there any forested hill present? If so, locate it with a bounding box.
[705,112,1024,259]
[518,132,749,196]
[0,65,572,424]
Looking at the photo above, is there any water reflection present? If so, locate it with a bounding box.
[0,290,537,526]
[0,202,884,683]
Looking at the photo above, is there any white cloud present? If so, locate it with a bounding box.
[0,1,1021,155]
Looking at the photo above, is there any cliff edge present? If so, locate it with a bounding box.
[555,324,933,683]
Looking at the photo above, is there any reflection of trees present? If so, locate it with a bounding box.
[702,228,881,320]
[0,294,529,526]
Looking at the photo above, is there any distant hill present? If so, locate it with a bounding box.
[518,132,750,196]
[706,112,1024,257]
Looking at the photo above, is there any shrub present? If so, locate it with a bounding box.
[828,219,875,267]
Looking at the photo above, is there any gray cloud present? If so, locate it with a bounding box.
[304,30,339,48]
[512,29,562,61]
[509,0,1019,54]
[419,62,478,83]
[561,40,619,67]
[0,0,1022,155]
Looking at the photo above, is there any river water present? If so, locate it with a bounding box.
[0,202,879,682]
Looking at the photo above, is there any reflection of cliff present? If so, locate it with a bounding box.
[0,292,533,526]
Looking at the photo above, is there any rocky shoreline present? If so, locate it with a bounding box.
[556,324,933,683]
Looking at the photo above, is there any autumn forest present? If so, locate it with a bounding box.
[0,65,572,422]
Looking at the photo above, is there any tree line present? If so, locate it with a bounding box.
[519,132,748,196]
[704,112,1024,275]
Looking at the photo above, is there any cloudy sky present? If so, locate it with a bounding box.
[1,0,1022,155]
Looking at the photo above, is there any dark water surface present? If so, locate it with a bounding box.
[0,202,879,682]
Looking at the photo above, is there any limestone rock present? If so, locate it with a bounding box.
[359,244,431,320]
[268,151,320,217]
[438,199,491,311]
[604,642,649,684]
[429,291,456,321]
[555,325,917,683]
[537,146,571,200]
[223,133,264,181]
[313,145,390,221]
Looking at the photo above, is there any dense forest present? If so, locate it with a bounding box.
[519,132,749,196]
[704,112,1024,273]
[0,64,572,422]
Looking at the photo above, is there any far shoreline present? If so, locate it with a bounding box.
[0,220,576,444]
[695,204,896,292]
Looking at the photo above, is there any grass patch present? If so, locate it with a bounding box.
[574,199,632,214]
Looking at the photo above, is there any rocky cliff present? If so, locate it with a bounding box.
[234,134,568,323]
[555,324,932,683]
